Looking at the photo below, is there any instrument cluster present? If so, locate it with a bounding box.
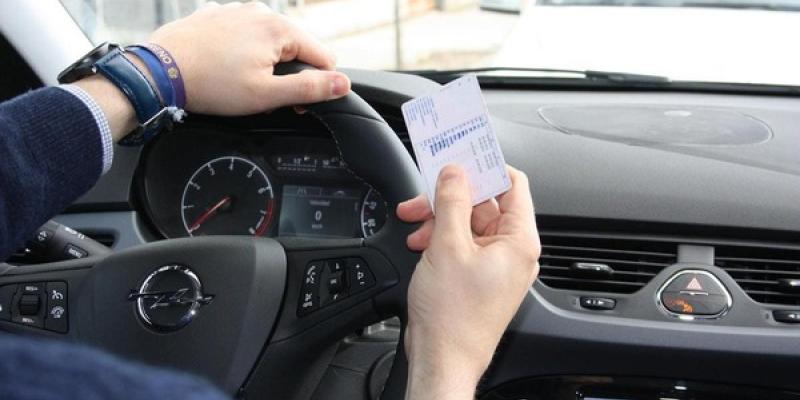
[139,126,387,240]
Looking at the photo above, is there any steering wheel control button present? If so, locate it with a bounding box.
[348,258,375,293]
[328,273,345,295]
[18,294,41,316]
[580,297,616,310]
[0,285,16,321]
[657,270,732,319]
[773,310,800,324]
[327,259,345,273]
[128,265,214,332]
[298,261,323,316]
[11,283,45,328]
[44,282,68,333]
[298,258,378,316]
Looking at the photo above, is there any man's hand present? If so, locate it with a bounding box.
[397,165,541,400]
[75,1,350,141]
[150,1,350,115]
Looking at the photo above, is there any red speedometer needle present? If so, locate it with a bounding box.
[189,195,232,233]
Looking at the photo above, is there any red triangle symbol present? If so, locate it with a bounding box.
[686,277,703,291]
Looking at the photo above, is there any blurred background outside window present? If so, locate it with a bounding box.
[60,0,521,71]
[60,0,800,85]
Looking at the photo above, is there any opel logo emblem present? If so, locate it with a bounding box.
[128,265,214,331]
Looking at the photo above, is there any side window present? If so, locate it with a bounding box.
[0,34,43,102]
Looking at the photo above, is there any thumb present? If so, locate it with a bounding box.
[266,69,350,108]
[432,165,473,245]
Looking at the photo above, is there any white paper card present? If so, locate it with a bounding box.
[401,74,511,208]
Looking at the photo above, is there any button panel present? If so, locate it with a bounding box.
[657,270,731,319]
[298,261,323,315]
[45,282,68,333]
[297,258,375,317]
[2,281,68,333]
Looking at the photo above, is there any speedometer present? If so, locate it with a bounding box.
[181,156,276,236]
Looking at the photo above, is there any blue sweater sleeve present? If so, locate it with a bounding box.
[0,334,228,400]
[0,90,231,398]
[0,87,104,261]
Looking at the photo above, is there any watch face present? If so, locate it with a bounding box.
[57,42,117,84]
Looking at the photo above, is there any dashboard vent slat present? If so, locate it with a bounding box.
[538,233,678,294]
[715,243,800,306]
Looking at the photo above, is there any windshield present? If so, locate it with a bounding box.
[60,0,800,86]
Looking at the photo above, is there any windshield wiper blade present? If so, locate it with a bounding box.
[411,67,671,85]
[584,70,670,83]
[681,1,800,11]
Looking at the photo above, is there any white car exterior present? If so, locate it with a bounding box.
[493,3,800,86]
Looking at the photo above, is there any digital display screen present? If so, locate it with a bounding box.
[279,185,362,238]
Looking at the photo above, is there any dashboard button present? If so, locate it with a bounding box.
[580,297,616,310]
[773,310,800,324]
[347,258,375,293]
[661,292,728,315]
[664,272,725,295]
[659,270,731,318]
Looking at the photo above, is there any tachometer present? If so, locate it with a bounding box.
[181,156,276,236]
[360,188,387,238]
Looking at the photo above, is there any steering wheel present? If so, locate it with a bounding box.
[0,63,424,399]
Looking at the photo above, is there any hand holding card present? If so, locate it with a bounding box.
[401,74,511,210]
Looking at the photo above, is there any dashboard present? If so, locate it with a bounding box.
[55,68,800,399]
[9,2,800,399]
[138,114,387,240]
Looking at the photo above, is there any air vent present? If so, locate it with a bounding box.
[715,243,800,306]
[538,233,678,294]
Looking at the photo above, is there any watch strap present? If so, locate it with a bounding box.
[94,48,166,146]
[126,46,176,107]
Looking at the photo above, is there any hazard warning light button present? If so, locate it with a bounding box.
[658,270,731,317]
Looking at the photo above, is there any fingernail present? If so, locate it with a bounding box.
[438,165,463,183]
[331,75,349,97]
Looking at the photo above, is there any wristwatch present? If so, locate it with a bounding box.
[58,42,171,146]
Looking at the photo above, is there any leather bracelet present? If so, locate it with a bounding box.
[126,46,176,107]
[94,47,166,146]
